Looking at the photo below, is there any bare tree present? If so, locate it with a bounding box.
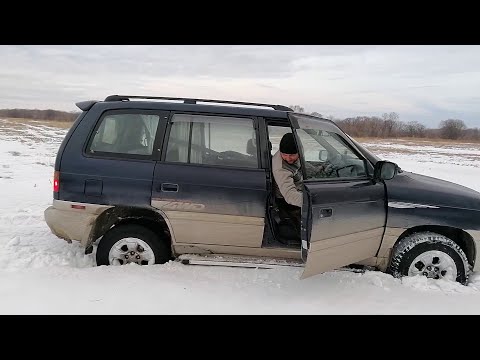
[289,105,305,113]
[440,119,466,140]
[404,121,426,137]
[382,112,401,137]
[311,111,322,118]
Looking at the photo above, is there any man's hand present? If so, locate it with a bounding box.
[305,161,336,179]
[322,163,335,176]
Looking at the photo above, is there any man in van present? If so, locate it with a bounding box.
[272,133,304,236]
[272,133,334,237]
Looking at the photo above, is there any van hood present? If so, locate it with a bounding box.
[386,171,480,211]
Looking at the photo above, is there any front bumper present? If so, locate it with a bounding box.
[44,200,112,246]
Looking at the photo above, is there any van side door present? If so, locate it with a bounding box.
[151,113,268,251]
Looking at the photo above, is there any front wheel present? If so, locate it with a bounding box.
[388,231,470,285]
[96,224,171,266]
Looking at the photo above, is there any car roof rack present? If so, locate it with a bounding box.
[104,95,293,112]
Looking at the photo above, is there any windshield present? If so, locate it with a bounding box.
[347,136,381,164]
[289,113,374,179]
[289,113,402,175]
[290,113,380,162]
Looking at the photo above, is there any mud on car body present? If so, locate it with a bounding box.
[44,95,480,284]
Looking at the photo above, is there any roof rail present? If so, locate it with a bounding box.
[104,95,293,112]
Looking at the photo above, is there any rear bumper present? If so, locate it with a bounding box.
[44,200,112,246]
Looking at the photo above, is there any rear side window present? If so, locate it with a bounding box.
[88,113,160,156]
[267,125,292,155]
[165,114,258,168]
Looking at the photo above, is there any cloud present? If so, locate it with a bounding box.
[1,45,480,127]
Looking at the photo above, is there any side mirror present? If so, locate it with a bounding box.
[318,149,328,161]
[373,160,398,181]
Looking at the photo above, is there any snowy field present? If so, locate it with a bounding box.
[1,118,480,315]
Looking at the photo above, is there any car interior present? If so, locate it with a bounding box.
[261,123,302,248]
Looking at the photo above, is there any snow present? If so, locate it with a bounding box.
[2,118,480,314]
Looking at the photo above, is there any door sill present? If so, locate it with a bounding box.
[178,254,304,269]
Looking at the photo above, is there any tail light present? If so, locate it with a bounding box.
[53,171,60,192]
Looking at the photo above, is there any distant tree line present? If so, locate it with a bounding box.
[289,105,480,142]
[0,108,80,122]
[2,106,479,142]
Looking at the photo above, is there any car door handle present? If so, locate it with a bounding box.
[161,183,179,192]
[320,208,332,218]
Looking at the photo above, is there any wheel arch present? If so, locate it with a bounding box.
[87,206,174,251]
[390,225,476,269]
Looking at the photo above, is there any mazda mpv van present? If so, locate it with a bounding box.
[44,95,480,284]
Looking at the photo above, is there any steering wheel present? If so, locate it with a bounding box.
[334,164,357,177]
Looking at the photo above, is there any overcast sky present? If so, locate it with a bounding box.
[1,45,480,128]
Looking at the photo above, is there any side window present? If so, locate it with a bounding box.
[296,130,328,162]
[296,128,367,180]
[267,125,292,155]
[89,113,160,156]
[165,114,258,168]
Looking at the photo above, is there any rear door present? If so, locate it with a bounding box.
[288,114,387,279]
[152,113,267,251]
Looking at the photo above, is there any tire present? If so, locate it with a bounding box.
[388,231,470,285]
[96,224,171,266]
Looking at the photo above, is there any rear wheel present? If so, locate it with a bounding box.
[388,231,470,285]
[96,224,171,266]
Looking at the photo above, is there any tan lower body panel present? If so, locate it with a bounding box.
[374,227,405,271]
[163,211,264,248]
[44,200,112,246]
[174,244,302,260]
[301,228,384,279]
[354,257,378,267]
[377,227,404,257]
[466,230,480,271]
